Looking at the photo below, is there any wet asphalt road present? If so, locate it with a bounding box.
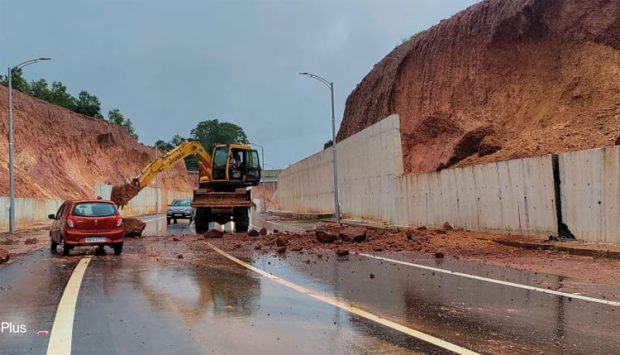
[1,215,619,354]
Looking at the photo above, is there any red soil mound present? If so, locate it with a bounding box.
[0,86,192,199]
[338,0,620,173]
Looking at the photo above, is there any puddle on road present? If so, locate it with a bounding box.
[83,255,433,354]
[141,217,194,237]
[252,253,620,355]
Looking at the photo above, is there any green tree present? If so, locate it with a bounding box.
[190,119,249,153]
[48,81,76,110]
[75,90,103,118]
[108,108,138,140]
[0,68,31,93]
[155,140,174,152]
[170,134,186,147]
[30,79,52,101]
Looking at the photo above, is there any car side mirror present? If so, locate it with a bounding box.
[48,214,56,220]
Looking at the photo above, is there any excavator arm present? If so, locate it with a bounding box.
[133,141,212,189]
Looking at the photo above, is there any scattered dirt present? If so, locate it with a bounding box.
[123,218,146,238]
[204,229,224,239]
[23,238,38,245]
[259,228,268,236]
[203,223,620,287]
[111,183,142,208]
[442,222,453,231]
[0,238,15,245]
[615,135,620,145]
[0,248,9,264]
[338,0,620,173]
[369,273,375,279]
[0,85,192,200]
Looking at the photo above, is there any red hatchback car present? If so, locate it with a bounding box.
[49,200,124,256]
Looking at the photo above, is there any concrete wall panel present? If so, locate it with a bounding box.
[559,146,620,243]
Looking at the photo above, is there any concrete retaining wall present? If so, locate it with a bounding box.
[559,146,620,243]
[278,114,559,238]
[278,114,403,222]
[0,185,192,232]
[0,197,63,230]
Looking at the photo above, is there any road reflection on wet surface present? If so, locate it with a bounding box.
[1,215,619,354]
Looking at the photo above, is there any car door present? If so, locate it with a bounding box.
[50,203,67,243]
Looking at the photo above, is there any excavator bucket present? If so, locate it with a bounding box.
[192,189,253,208]
[110,183,142,208]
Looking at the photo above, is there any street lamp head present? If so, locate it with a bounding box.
[39,57,51,61]
[299,72,309,76]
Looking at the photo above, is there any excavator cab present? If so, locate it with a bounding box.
[209,144,261,187]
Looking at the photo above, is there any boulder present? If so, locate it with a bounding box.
[0,248,10,264]
[316,230,338,244]
[339,226,367,243]
[248,229,260,237]
[123,218,146,238]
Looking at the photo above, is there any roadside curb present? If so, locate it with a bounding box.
[493,239,620,259]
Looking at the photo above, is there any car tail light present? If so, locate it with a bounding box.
[66,216,75,228]
[116,215,123,227]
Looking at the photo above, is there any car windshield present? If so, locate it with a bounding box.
[72,203,116,217]
[172,199,191,207]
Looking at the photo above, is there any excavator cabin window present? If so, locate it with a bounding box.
[212,147,229,180]
[212,146,261,183]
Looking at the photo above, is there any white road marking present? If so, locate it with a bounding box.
[47,257,92,355]
[359,253,620,307]
[206,242,478,355]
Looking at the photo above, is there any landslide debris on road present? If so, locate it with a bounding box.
[0,86,192,200]
[123,218,147,237]
[338,0,620,173]
[199,224,620,287]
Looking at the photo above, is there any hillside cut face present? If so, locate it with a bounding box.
[338,0,620,173]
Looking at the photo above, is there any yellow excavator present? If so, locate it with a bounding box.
[112,141,261,232]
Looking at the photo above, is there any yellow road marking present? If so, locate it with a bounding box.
[206,243,478,355]
[47,257,92,355]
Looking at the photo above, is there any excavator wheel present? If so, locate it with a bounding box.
[194,207,212,233]
[234,207,250,233]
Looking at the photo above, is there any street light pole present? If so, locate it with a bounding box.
[7,57,51,233]
[299,72,341,225]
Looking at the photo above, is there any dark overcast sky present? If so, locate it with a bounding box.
[1,0,478,169]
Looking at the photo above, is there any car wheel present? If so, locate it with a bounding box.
[50,239,58,254]
[62,243,70,256]
[113,243,123,255]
